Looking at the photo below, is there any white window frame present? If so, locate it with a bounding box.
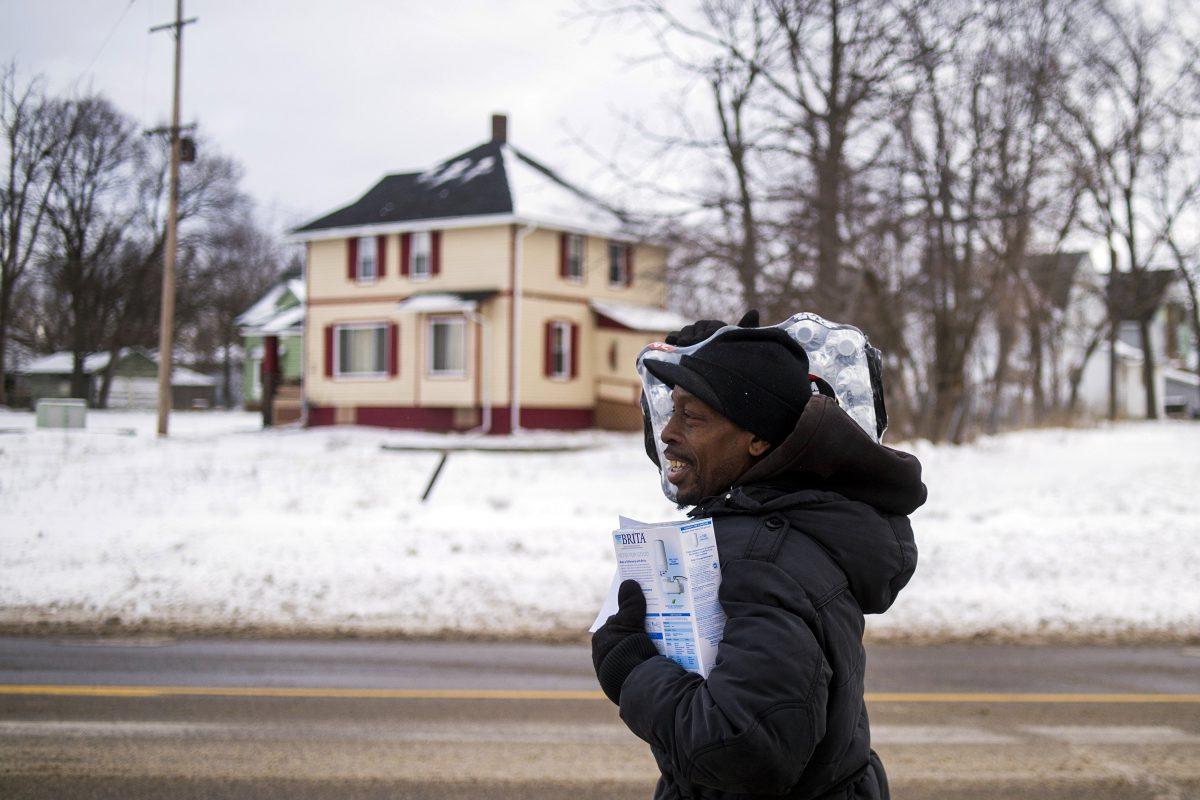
[566,234,585,283]
[334,322,389,380]
[607,242,629,287]
[356,236,377,283]
[549,320,572,380]
[410,231,432,280]
[426,315,467,378]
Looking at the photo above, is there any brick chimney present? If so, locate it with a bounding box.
[491,113,508,143]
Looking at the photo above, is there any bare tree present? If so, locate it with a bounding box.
[1155,128,1200,377]
[40,94,140,401]
[184,219,286,407]
[92,136,248,408]
[1056,0,1200,418]
[0,65,77,404]
[582,0,911,315]
[591,0,1199,438]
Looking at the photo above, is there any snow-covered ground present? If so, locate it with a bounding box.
[1,409,1197,642]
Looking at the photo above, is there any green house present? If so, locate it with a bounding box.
[237,278,305,411]
[18,347,216,409]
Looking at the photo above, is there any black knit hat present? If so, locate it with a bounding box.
[644,327,811,444]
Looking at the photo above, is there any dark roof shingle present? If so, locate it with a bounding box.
[294,140,626,235]
[1107,269,1177,321]
[1025,251,1092,310]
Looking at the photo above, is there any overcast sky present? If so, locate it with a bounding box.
[1,0,694,233]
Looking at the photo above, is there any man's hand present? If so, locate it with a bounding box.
[591,580,660,704]
[665,310,760,347]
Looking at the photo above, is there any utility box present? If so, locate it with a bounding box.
[36,398,87,429]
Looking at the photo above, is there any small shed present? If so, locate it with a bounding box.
[18,348,217,410]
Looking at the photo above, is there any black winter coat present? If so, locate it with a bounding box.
[619,396,927,800]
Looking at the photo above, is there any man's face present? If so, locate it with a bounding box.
[659,386,770,507]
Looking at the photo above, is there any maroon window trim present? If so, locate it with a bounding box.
[543,321,554,377]
[431,230,442,276]
[388,323,399,376]
[347,238,358,280]
[559,233,568,278]
[400,233,412,277]
[569,322,579,379]
[625,245,635,286]
[323,325,334,377]
[377,235,387,278]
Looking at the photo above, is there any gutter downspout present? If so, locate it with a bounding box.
[466,308,491,435]
[299,244,310,428]
[510,221,537,435]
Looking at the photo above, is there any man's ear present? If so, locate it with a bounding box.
[748,436,771,458]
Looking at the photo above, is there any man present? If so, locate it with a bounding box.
[591,313,927,800]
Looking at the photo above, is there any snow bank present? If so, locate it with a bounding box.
[1,410,1196,641]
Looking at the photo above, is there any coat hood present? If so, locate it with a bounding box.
[739,394,927,516]
[692,395,926,614]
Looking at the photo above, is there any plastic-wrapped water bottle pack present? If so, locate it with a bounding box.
[637,312,887,502]
[784,313,883,440]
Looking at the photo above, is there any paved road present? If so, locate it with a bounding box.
[1,638,1197,799]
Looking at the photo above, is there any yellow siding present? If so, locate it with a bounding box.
[515,297,593,407]
[594,329,659,383]
[305,298,509,412]
[520,229,667,306]
[594,329,660,406]
[438,225,512,292]
[305,301,414,408]
[597,380,639,404]
[303,220,672,419]
[482,297,511,409]
[307,225,511,302]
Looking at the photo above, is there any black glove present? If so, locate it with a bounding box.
[664,309,760,347]
[591,579,659,704]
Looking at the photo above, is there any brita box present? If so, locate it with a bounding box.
[611,518,725,677]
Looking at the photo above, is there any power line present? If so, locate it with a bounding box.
[71,0,140,93]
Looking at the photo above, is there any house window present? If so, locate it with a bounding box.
[608,242,630,287]
[549,321,572,379]
[566,234,584,282]
[248,357,262,400]
[428,316,466,376]
[411,231,432,279]
[356,236,377,281]
[336,323,388,377]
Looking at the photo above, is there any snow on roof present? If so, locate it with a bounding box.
[1111,339,1144,363]
[237,280,305,329]
[171,366,217,386]
[590,299,689,332]
[292,139,640,241]
[21,348,215,386]
[396,291,498,314]
[502,145,629,237]
[257,304,305,334]
[1163,366,1200,387]
[23,350,117,375]
[236,284,288,327]
[417,155,497,188]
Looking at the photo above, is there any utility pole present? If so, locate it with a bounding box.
[150,0,196,437]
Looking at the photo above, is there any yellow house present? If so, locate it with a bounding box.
[289,114,684,433]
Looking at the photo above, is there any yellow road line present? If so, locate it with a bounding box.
[0,685,1198,702]
[0,685,603,700]
[865,692,1200,704]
